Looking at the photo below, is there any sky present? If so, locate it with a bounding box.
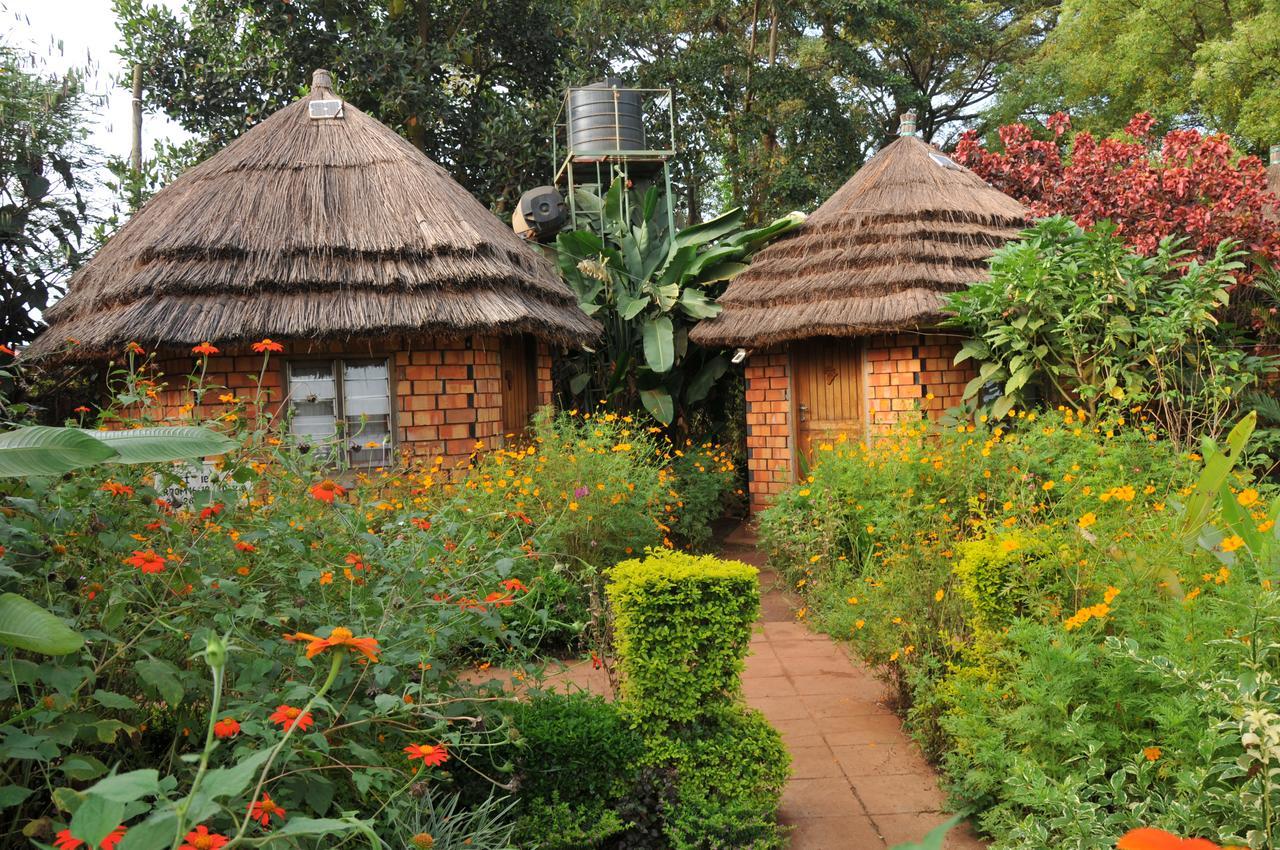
[4,0,187,194]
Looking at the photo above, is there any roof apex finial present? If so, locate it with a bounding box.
[898,110,917,138]
[311,69,334,93]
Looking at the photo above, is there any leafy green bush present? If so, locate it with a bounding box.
[506,691,641,848]
[608,550,759,727]
[644,705,790,850]
[762,408,1280,849]
[946,217,1275,446]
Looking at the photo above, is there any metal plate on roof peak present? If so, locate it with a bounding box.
[928,151,963,170]
[309,99,345,120]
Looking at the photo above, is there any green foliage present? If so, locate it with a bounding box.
[557,179,802,425]
[947,217,1274,446]
[0,424,238,477]
[992,0,1280,152]
[608,550,759,727]
[0,41,94,345]
[667,442,737,552]
[0,350,737,848]
[113,0,603,211]
[762,408,1280,849]
[508,692,640,848]
[643,705,790,850]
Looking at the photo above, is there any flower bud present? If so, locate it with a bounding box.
[204,633,227,671]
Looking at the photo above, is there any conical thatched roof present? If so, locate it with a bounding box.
[28,70,599,358]
[689,134,1028,348]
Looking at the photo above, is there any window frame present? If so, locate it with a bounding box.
[284,355,397,467]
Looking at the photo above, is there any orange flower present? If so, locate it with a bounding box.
[199,503,224,520]
[1143,746,1162,761]
[284,626,380,663]
[251,338,284,353]
[100,481,135,497]
[235,541,256,553]
[501,578,529,593]
[213,717,240,739]
[248,793,287,826]
[0,344,14,356]
[125,341,145,355]
[310,480,346,504]
[54,825,127,850]
[125,549,166,574]
[404,743,449,766]
[1116,828,1220,850]
[411,517,432,531]
[73,405,91,414]
[178,825,229,850]
[191,341,220,356]
[268,704,314,731]
[483,591,514,607]
[319,571,334,585]
[344,552,366,570]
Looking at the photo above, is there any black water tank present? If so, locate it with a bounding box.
[567,78,646,154]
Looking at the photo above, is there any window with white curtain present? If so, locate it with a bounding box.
[285,359,393,466]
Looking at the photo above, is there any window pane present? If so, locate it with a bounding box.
[342,359,392,466]
[288,363,338,445]
[343,360,391,417]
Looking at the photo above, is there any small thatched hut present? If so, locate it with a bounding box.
[29,70,598,466]
[690,120,1027,512]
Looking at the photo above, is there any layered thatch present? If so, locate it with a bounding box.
[28,70,599,358]
[689,134,1028,348]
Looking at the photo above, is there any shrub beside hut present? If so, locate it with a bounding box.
[27,70,598,467]
[691,117,1028,512]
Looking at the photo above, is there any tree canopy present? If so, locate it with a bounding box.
[0,43,95,346]
[990,0,1280,152]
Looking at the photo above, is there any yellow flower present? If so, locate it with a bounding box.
[1142,746,1161,762]
[847,596,859,605]
[999,538,1020,554]
[568,502,579,512]
[1042,480,1056,491]
[1220,535,1245,553]
[934,589,945,602]
[1077,512,1097,529]
[1238,488,1260,508]
[854,619,865,630]
[1103,586,1120,604]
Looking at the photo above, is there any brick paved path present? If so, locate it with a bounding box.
[722,527,984,849]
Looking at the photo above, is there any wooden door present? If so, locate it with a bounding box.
[792,339,863,472]
[500,334,538,436]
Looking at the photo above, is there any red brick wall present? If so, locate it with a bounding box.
[742,333,977,514]
[142,334,555,470]
[863,332,975,434]
[744,351,794,515]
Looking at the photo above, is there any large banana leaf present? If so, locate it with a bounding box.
[0,593,84,655]
[672,207,746,252]
[642,316,676,373]
[0,425,238,478]
[639,387,674,424]
[685,355,729,404]
[0,426,117,477]
[90,427,239,464]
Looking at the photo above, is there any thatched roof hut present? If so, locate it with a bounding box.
[689,133,1028,349]
[28,69,598,359]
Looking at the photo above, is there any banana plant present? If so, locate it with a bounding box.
[556,178,803,425]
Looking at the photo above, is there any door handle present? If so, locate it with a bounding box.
[798,404,808,422]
